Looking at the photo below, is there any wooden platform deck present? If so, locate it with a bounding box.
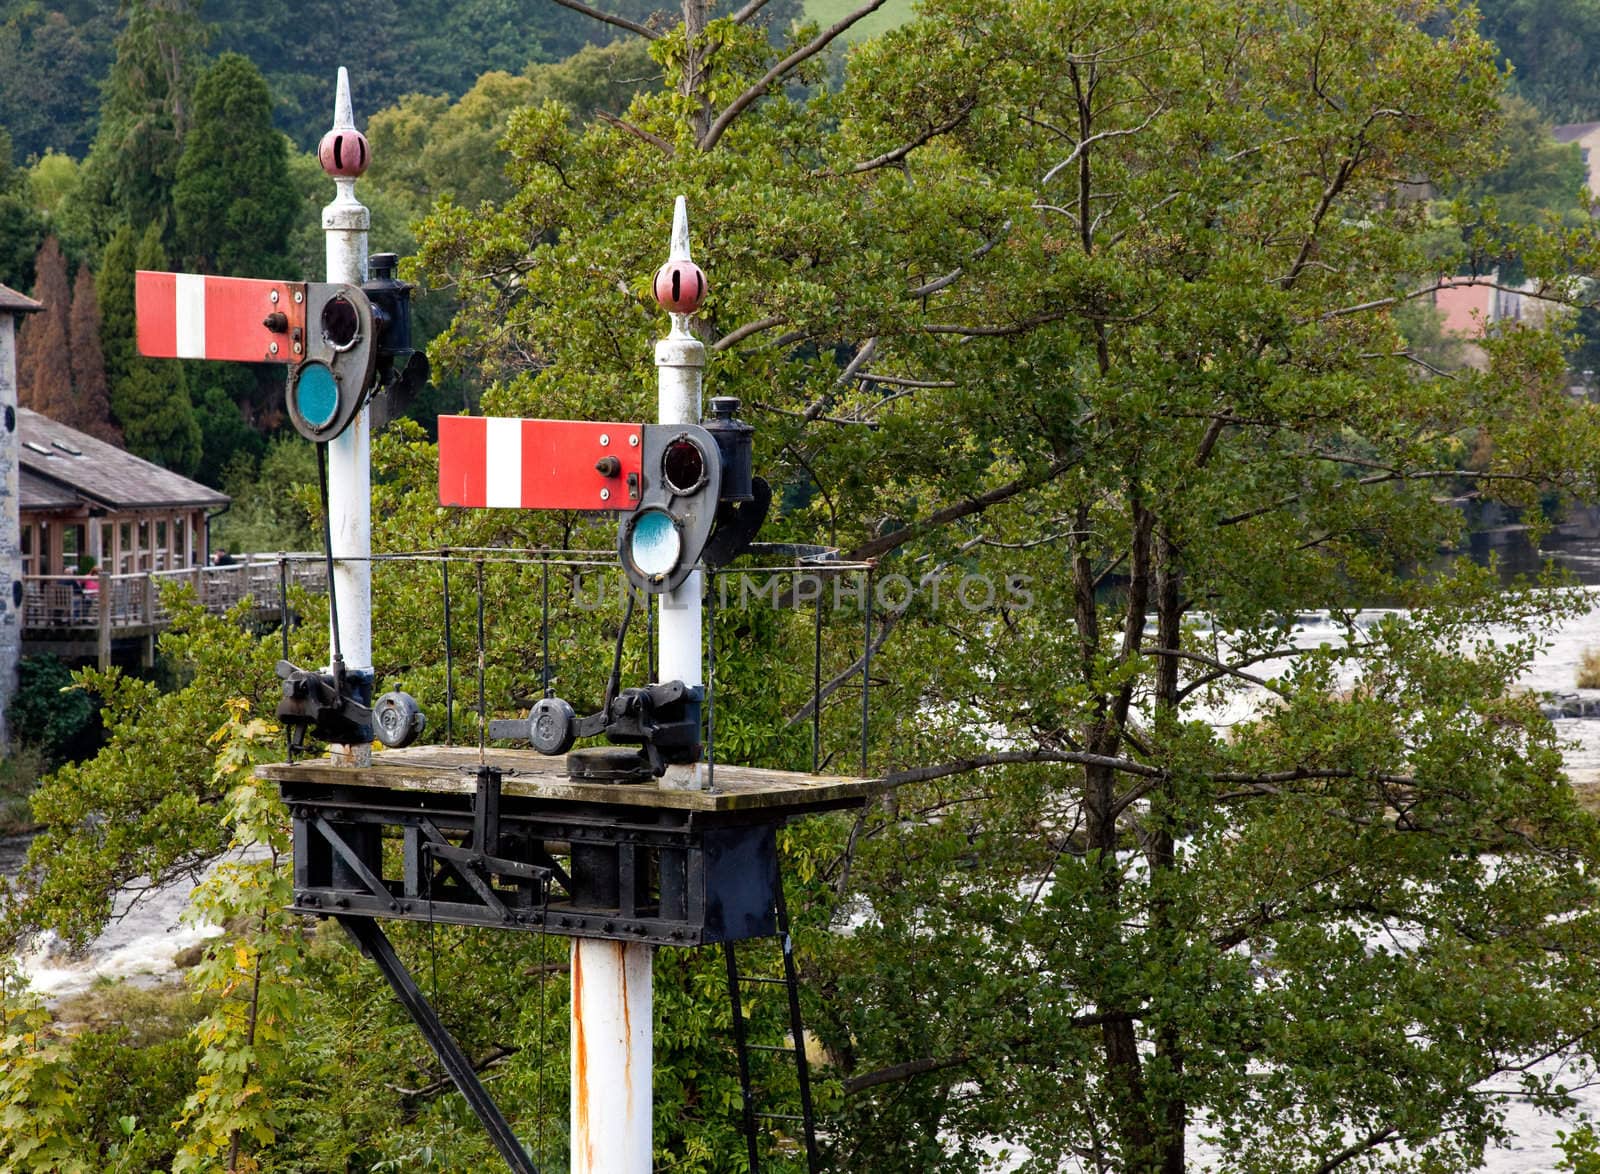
[258,744,874,817]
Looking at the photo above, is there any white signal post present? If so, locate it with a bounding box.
[320,67,374,765]
[570,196,706,1173]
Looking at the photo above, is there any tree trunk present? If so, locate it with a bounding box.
[1150,525,1186,1174]
[1075,493,1161,1166]
[681,0,714,143]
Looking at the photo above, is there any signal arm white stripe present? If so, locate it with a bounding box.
[175,273,207,358]
[484,417,522,508]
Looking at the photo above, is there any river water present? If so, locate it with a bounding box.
[9,528,1600,1169]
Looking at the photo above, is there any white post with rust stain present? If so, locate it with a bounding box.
[321,67,374,765]
[571,937,654,1170]
[655,197,706,727]
[571,196,709,1172]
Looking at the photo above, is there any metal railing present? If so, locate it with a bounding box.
[21,555,327,633]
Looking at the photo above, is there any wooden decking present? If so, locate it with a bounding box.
[259,744,875,816]
[21,556,326,665]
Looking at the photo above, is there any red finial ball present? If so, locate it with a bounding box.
[654,260,707,314]
[318,128,370,179]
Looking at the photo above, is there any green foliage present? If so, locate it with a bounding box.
[11,2,1600,1170]
[95,222,138,391]
[27,151,80,221]
[1459,95,1589,224]
[192,380,262,488]
[5,655,99,768]
[68,0,208,251]
[173,52,296,277]
[115,362,203,473]
[408,0,1600,1167]
[171,700,302,1171]
[0,1003,90,1173]
[213,435,317,553]
[0,2,117,161]
[200,0,666,148]
[524,38,665,124]
[111,224,201,472]
[59,985,205,1173]
[5,587,323,949]
[0,745,45,834]
[0,132,44,292]
[1478,0,1600,124]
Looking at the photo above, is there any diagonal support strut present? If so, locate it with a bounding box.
[336,914,539,1174]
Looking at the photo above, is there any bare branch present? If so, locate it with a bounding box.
[1040,105,1165,185]
[843,1013,1141,1096]
[595,110,674,156]
[1320,276,1566,322]
[851,373,956,388]
[923,310,1071,337]
[1312,1126,1401,1174]
[1215,766,1416,787]
[752,400,873,427]
[730,0,772,22]
[700,0,890,151]
[845,456,1074,562]
[712,314,787,351]
[387,1045,519,1102]
[546,0,660,40]
[787,609,900,727]
[1141,645,1285,695]
[802,337,878,422]
[844,1054,973,1095]
[876,748,1163,791]
[843,98,978,175]
[908,221,1011,298]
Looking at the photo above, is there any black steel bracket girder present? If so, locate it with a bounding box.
[293,823,711,946]
[287,786,783,946]
[336,915,538,1174]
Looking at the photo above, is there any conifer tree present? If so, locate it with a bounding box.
[111,225,200,473]
[96,223,138,393]
[68,265,120,446]
[174,53,295,277]
[17,236,73,422]
[66,0,208,255]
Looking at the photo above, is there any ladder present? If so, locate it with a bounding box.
[723,883,821,1172]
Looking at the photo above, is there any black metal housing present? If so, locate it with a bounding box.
[704,395,755,503]
[282,779,787,946]
[362,253,430,397]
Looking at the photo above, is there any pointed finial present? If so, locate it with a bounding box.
[669,195,693,263]
[333,67,355,131]
[655,196,707,316]
[319,67,369,180]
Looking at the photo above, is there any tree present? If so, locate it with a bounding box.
[13,1,1600,1171]
[0,2,119,161]
[173,52,296,276]
[1477,0,1600,125]
[0,127,44,292]
[96,223,139,393]
[67,0,209,255]
[17,236,73,420]
[411,0,1600,1167]
[67,264,120,445]
[110,224,199,473]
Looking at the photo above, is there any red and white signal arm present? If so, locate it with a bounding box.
[438,415,644,512]
[136,271,306,364]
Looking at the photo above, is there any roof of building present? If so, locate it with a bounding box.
[1554,121,1600,144]
[17,407,229,512]
[0,283,41,314]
